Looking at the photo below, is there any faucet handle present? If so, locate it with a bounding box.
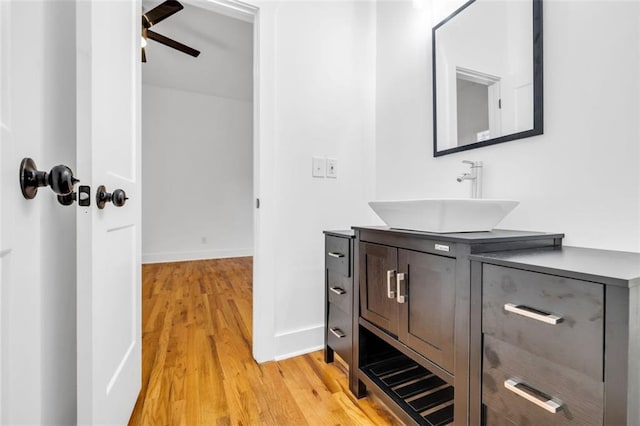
[462,160,482,167]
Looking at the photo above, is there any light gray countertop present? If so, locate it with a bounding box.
[470,246,640,288]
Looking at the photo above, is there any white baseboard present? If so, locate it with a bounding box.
[142,248,253,264]
[274,324,325,361]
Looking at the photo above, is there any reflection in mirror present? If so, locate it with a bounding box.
[456,68,500,145]
[433,0,542,157]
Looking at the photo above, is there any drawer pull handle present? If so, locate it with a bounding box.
[328,252,345,258]
[504,379,563,414]
[504,303,563,325]
[330,287,346,295]
[329,328,346,338]
[396,272,407,304]
[387,270,396,299]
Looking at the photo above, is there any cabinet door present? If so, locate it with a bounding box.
[398,249,456,373]
[359,242,399,336]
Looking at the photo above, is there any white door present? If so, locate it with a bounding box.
[76,1,142,424]
[0,2,7,419]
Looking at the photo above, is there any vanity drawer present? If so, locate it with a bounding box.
[483,335,603,426]
[327,303,352,366]
[327,271,352,313]
[326,236,351,277]
[482,264,604,380]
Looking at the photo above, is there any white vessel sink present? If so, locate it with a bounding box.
[368,199,519,233]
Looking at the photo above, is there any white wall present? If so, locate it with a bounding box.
[252,0,378,361]
[3,1,77,424]
[141,85,254,263]
[376,0,640,253]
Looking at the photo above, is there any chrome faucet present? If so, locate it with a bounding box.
[456,160,483,199]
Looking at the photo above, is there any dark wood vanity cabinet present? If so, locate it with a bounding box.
[360,242,456,372]
[359,242,399,336]
[340,225,640,425]
[470,247,640,426]
[352,227,564,426]
[398,249,456,373]
[324,230,355,369]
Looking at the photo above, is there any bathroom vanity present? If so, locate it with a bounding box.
[470,247,640,426]
[349,226,564,425]
[325,226,640,425]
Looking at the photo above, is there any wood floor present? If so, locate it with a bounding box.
[128,257,400,426]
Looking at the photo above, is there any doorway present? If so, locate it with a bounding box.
[141,1,255,263]
[142,0,263,364]
[136,1,258,418]
[455,66,502,146]
[139,0,258,380]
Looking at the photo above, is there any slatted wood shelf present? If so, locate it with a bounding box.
[360,355,454,426]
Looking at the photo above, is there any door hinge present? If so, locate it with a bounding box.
[498,99,502,109]
[256,198,260,209]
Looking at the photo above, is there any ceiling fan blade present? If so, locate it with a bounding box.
[142,47,147,63]
[147,29,200,58]
[142,0,183,28]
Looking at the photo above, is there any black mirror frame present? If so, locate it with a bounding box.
[432,0,543,157]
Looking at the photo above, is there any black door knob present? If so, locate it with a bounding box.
[111,189,128,207]
[49,164,78,195]
[96,185,128,209]
[20,157,79,200]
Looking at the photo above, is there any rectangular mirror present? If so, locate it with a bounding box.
[433,0,543,157]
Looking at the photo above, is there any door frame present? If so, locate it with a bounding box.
[0,1,5,419]
[455,66,502,142]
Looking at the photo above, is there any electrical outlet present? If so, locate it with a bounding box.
[326,158,337,178]
[312,157,326,178]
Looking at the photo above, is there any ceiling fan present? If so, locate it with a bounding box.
[141,0,200,63]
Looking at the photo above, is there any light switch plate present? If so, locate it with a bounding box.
[326,158,338,178]
[312,157,326,178]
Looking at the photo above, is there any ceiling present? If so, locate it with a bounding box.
[142,1,253,101]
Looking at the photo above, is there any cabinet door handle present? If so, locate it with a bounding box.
[504,303,563,325]
[504,379,563,414]
[396,272,407,304]
[329,328,346,338]
[330,287,346,295]
[386,270,396,298]
[328,252,344,258]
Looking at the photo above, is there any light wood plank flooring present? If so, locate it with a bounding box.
[129,257,399,425]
